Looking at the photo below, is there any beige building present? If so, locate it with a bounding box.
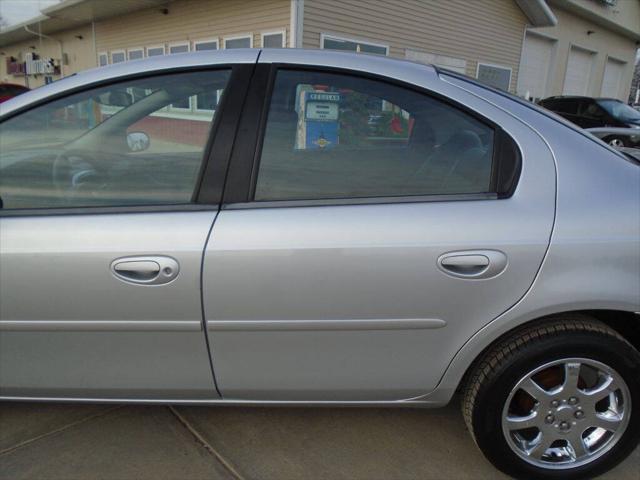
[518,0,640,101]
[0,0,638,101]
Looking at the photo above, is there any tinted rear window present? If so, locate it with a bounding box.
[542,99,579,115]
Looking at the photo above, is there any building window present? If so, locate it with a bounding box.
[194,39,218,52]
[127,48,144,61]
[321,34,388,56]
[476,63,512,92]
[147,45,165,57]
[169,43,190,55]
[111,51,126,64]
[405,49,467,74]
[224,35,252,49]
[98,52,108,67]
[194,39,220,112]
[262,31,285,48]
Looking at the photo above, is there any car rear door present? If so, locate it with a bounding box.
[201,52,557,401]
[0,59,256,400]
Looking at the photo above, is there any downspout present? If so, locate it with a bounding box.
[289,0,304,48]
[24,24,64,77]
[517,26,528,99]
[92,21,97,66]
[289,0,297,48]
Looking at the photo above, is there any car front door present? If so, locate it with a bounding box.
[201,57,557,401]
[578,99,611,128]
[0,64,251,400]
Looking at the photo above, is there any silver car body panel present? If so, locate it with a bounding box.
[1,50,638,405]
[425,74,640,404]
[0,51,261,400]
[0,212,219,398]
[201,49,556,401]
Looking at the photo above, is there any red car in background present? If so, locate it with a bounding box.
[0,83,29,103]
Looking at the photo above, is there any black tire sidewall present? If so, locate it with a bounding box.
[472,331,640,480]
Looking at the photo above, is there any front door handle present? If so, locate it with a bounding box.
[437,250,507,280]
[111,256,180,285]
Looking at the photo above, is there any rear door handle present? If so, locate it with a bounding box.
[111,256,180,285]
[437,250,507,279]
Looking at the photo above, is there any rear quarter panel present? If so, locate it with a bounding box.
[428,76,640,405]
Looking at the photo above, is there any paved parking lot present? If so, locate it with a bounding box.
[0,398,638,480]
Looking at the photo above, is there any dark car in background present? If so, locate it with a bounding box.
[539,96,640,146]
[587,127,640,150]
[0,83,29,104]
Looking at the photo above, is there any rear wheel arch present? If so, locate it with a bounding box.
[459,312,640,479]
[458,309,640,394]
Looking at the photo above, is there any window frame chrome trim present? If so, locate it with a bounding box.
[222,193,498,210]
[223,63,519,207]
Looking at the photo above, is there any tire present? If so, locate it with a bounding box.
[462,315,640,480]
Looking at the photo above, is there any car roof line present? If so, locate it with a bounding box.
[437,69,632,163]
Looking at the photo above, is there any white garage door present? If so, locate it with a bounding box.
[563,47,594,95]
[601,58,625,99]
[517,33,554,101]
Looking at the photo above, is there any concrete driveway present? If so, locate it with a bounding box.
[1,399,638,480]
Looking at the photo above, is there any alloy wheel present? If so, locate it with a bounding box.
[501,358,631,469]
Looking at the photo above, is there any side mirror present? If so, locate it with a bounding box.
[127,131,150,152]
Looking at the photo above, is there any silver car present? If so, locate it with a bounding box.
[1,49,639,480]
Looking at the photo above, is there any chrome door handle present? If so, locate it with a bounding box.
[437,250,507,279]
[111,256,180,285]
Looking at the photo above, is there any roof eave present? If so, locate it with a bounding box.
[515,0,558,27]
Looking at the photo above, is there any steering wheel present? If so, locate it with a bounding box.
[52,150,103,202]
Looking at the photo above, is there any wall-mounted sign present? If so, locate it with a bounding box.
[6,53,60,77]
[476,63,512,91]
[6,57,26,75]
[25,53,60,75]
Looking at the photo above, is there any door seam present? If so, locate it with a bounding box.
[199,51,263,398]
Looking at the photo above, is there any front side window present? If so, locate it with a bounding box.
[0,69,231,209]
[167,44,191,109]
[194,41,220,111]
[254,70,495,202]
